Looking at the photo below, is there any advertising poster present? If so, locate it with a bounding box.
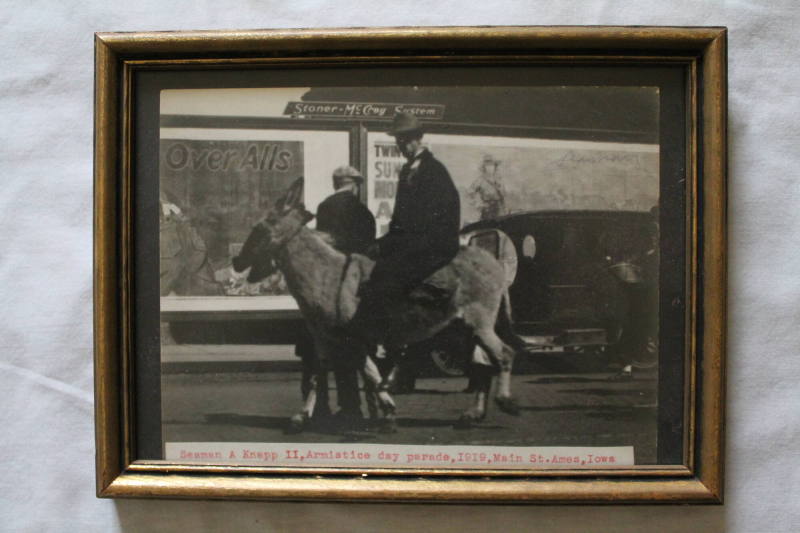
[367,132,659,231]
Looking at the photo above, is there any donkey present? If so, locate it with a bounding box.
[233,178,521,432]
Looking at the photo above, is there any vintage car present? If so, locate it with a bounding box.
[462,209,657,352]
[410,209,658,378]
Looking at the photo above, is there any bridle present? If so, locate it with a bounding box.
[268,219,306,254]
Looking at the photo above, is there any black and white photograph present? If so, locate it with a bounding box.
[159,85,665,469]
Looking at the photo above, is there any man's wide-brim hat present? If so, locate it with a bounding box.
[388,111,424,137]
[332,165,364,182]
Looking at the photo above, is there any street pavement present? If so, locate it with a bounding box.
[162,344,659,464]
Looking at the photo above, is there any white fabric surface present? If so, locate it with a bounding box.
[1,1,798,531]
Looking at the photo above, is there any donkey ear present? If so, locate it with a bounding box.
[273,195,286,214]
[284,177,304,209]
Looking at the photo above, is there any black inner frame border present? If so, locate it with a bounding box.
[132,62,688,467]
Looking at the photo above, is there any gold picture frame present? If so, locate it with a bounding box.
[94,26,726,503]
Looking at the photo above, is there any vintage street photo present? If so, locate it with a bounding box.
[159,85,661,469]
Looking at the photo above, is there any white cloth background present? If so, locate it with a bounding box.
[1,1,798,531]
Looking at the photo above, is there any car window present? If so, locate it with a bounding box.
[521,234,536,259]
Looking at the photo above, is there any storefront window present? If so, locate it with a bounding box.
[159,127,349,298]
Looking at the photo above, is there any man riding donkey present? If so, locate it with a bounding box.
[302,113,462,427]
[351,113,461,318]
[233,111,521,432]
[347,112,481,395]
[348,112,518,416]
[350,111,460,332]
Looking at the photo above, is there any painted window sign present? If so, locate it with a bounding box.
[161,139,302,210]
[163,140,296,175]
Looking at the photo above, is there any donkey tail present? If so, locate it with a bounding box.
[495,289,527,352]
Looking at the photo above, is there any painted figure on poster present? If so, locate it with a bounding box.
[468,154,508,221]
[159,190,222,297]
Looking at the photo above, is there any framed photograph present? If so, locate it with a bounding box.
[94,26,727,503]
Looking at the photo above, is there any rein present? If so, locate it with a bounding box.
[335,254,353,324]
[269,224,307,278]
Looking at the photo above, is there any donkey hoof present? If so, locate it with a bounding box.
[495,396,521,416]
[454,413,479,430]
[285,414,307,434]
[378,417,398,434]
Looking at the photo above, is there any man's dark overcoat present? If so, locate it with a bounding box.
[315,190,376,255]
[371,149,461,293]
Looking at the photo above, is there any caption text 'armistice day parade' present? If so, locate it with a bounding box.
[159,86,661,469]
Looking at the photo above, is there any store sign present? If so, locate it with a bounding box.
[284,101,445,120]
